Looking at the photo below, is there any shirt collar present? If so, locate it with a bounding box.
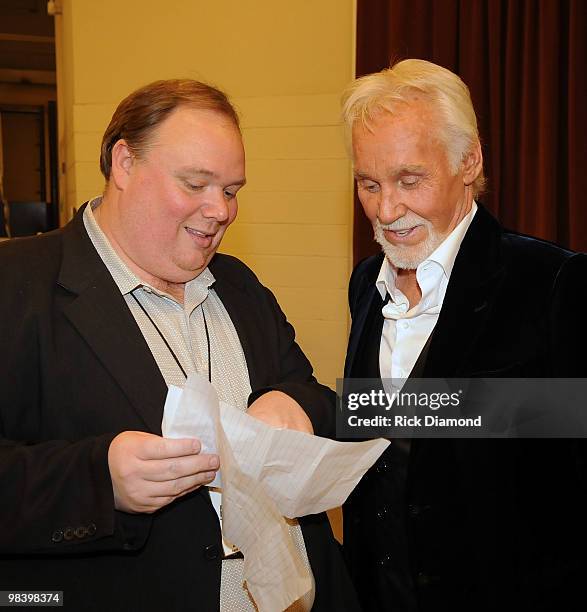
[375,202,478,312]
[425,201,478,279]
[83,196,215,310]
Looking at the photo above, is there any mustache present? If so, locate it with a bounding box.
[376,214,430,231]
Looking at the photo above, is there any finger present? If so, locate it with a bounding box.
[141,453,220,482]
[143,470,218,499]
[137,436,202,460]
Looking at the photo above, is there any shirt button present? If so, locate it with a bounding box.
[401,321,409,329]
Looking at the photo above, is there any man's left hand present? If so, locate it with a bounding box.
[247,391,313,434]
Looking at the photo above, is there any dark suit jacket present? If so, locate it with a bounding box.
[0,207,360,612]
[343,205,587,612]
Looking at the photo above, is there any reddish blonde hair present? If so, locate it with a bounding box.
[100,79,240,180]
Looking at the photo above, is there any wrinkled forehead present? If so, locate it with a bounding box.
[350,104,453,175]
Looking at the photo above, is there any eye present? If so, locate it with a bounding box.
[223,188,238,199]
[185,181,204,192]
[399,175,420,188]
[358,179,380,193]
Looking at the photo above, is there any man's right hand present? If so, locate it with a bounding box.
[107,431,219,514]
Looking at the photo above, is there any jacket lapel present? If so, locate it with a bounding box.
[346,208,505,380]
[57,207,167,433]
[423,205,506,377]
[208,256,270,391]
[344,254,384,378]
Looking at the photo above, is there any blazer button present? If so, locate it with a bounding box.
[376,506,389,520]
[63,527,75,541]
[74,526,87,539]
[123,538,136,551]
[377,553,392,567]
[51,529,63,543]
[375,460,390,473]
[416,572,440,587]
[204,544,220,560]
[408,503,431,517]
[86,523,97,536]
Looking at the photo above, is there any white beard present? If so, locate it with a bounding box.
[373,214,447,270]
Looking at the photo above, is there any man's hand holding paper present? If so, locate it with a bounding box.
[163,373,389,610]
[108,431,220,513]
[247,390,314,434]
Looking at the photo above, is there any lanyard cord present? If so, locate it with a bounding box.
[130,288,212,383]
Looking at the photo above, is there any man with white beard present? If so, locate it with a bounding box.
[341,59,587,612]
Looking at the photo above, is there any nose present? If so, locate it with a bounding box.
[377,189,408,225]
[201,188,230,223]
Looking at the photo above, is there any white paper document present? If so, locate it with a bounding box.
[162,373,389,612]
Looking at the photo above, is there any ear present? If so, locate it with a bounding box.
[110,139,135,190]
[462,141,483,186]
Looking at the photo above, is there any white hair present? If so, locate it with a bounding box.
[341,59,485,196]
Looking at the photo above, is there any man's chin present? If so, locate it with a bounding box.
[376,238,434,270]
[381,250,422,270]
[163,253,212,283]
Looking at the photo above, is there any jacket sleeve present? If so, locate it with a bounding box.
[234,262,336,438]
[549,252,587,376]
[246,286,336,438]
[245,256,380,437]
[0,433,152,555]
[0,239,152,555]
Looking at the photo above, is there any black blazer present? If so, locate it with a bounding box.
[0,207,360,612]
[343,206,587,612]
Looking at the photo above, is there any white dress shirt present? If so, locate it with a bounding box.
[377,203,478,384]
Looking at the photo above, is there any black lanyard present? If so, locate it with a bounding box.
[130,287,212,383]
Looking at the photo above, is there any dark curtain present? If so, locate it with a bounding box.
[354,0,587,264]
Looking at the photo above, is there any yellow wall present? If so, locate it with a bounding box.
[54,0,356,543]
[54,0,356,390]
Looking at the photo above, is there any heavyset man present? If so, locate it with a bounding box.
[0,80,359,612]
[342,59,587,612]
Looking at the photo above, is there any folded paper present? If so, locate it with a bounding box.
[162,373,389,611]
